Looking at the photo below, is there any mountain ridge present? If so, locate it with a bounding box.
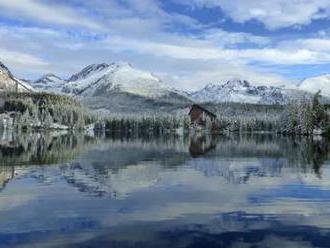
[1,60,330,109]
[30,62,174,99]
[186,79,315,105]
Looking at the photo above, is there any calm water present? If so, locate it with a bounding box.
[1,131,330,247]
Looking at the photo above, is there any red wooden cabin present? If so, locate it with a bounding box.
[189,104,217,128]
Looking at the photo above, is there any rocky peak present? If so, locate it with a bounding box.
[43,73,61,79]
[0,61,12,76]
[109,61,132,68]
[0,61,33,92]
[36,74,63,82]
[69,63,110,82]
[223,79,251,89]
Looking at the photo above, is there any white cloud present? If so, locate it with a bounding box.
[0,48,48,75]
[0,0,104,30]
[104,35,330,65]
[179,0,330,29]
[201,28,270,46]
[280,38,330,52]
[0,23,326,89]
[166,64,286,91]
[0,21,287,80]
[1,0,329,89]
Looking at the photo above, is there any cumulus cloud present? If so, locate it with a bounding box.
[103,34,330,65]
[179,0,330,29]
[0,0,104,30]
[0,0,330,89]
[0,48,48,75]
[166,64,286,91]
[280,38,330,52]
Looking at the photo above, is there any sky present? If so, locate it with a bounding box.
[1,0,330,90]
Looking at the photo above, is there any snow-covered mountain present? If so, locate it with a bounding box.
[33,74,66,94]
[187,79,310,105]
[299,74,330,97]
[29,62,191,113]
[29,63,323,107]
[31,62,177,99]
[0,62,33,92]
[70,62,174,98]
[3,59,328,108]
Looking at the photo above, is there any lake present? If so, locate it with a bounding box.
[0,130,330,247]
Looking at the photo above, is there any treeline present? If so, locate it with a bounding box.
[280,91,330,135]
[95,92,330,136]
[96,115,191,134]
[92,105,282,134]
[1,91,330,136]
[1,92,95,129]
[97,113,281,134]
[198,101,283,132]
[216,114,280,132]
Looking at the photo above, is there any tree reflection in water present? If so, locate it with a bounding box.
[0,131,330,194]
[1,131,330,247]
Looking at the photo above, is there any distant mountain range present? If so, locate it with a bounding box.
[186,80,312,105]
[1,61,330,113]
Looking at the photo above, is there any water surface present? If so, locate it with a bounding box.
[0,131,330,247]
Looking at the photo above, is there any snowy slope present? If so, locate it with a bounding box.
[67,62,169,98]
[187,79,316,105]
[32,74,66,94]
[28,62,191,114]
[31,62,174,99]
[0,62,33,92]
[27,61,330,106]
[299,74,330,96]
[188,80,287,104]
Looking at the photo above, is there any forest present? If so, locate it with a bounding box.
[0,92,94,130]
[97,91,330,135]
[0,91,329,136]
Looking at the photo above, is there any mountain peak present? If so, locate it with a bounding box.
[202,79,251,93]
[110,61,132,68]
[190,78,288,104]
[34,73,64,85]
[0,61,11,75]
[0,61,33,92]
[39,73,63,81]
[69,63,110,82]
[223,79,251,88]
[44,73,61,78]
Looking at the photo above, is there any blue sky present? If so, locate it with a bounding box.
[0,0,330,90]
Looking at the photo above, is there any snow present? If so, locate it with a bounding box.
[13,60,329,105]
[29,74,65,93]
[189,79,287,104]
[15,78,34,92]
[31,62,170,98]
[0,61,34,92]
[101,63,166,97]
[299,74,330,97]
[75,62,167,98]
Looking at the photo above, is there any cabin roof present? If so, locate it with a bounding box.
[189,104,217,118]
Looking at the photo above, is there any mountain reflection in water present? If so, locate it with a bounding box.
[0,131,330,247]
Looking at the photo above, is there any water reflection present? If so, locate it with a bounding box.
[189,133,218,157]
[0,132,330,247]
[0,130,99,166]
[0,167,13,192]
